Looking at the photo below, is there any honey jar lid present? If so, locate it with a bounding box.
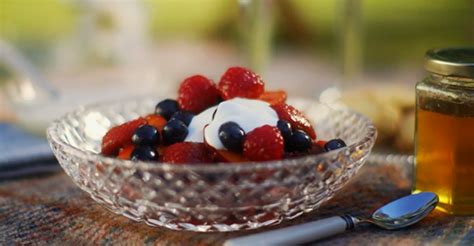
[425,47,474,78]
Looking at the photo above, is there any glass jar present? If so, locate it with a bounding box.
[415,48,474,215]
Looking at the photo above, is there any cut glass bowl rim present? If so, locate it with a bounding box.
[46,97,377,172]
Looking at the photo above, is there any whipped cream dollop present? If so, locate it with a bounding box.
[184,98,279,150]
[185,105,217,143]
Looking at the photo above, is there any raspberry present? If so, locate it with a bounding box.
[178,75,220,114]
[162,142,213,164]
[272,103,316,139]
[218,67,265,100]
[243,125,284,161]
[101,118,147,156]
[259,90,287,105]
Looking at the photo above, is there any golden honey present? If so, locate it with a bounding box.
[415,104,474,214]
[414,48,474,215]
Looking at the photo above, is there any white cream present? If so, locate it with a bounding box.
[185,98,279,150]
[185,105,217,143]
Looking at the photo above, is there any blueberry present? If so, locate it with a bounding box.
[170,111,194,126]
[277,120,292,139]
[131,146,158,161]
[324,139,347,151]
[218,122,245,152]
[132,125,160,146]
[287,130,312,152]
[162,119,188,145]
[155,99,179,120]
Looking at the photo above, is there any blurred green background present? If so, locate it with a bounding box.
[1,0,472,67]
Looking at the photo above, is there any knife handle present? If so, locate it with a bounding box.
[224,215,356,246]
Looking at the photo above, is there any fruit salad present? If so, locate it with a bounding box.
[101,67,347,164]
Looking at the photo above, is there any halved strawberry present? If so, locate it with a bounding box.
[156,145,166,157]
[214,149,248,163]
[145,114,167,133]
[162,142,213,164]
[309,142,325,155]
[272,103,316,139]
[117,144,135,160]
[258,90,287,105]
[315,140,327,149]
[101,118,147,156]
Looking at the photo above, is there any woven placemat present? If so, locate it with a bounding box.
[1,162,473,245]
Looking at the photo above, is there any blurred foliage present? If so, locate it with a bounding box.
[145,0,237,39]
[0,0,78,66]
[0,0,472,67]
[278,0,473,66]
[361,0,472,67]
[0,0,78,41]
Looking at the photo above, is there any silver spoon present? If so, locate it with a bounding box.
[225,192,438,246]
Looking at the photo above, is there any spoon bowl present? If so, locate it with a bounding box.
[225,192,439,246]
[370,192,438,230]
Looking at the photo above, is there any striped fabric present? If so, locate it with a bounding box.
[1,163,473,245]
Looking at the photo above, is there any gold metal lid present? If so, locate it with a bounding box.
[424,48,474,78]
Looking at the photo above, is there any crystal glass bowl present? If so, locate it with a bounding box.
[46,97,376,232]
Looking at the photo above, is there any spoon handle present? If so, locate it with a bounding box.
[224,215,356,246]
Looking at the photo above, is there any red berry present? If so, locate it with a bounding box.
[218,67,265,100]
[272,103,316,139]
[145,114,167,133]
[118,144,135,160]
[162,142,213,164]
[101,118,147,156]
[178,75,220,114]
[258,90,287,105]
[243,125,284,161]
[214,149,248,163]
[309,142,325,155]
[315,140,327,148]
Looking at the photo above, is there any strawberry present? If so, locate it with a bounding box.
[315,140,327,149]
[162,142,213,164]
[243,125,284,161]
[214,149,248,163]
[258,90,287,105]
[178,75,220,114]
[156,145,166,156]
[309,142,325,155]
[145,114,167,133]
[272,103,316,139]
[101,118,147,156]
[218,67,265,100]
[117,144,135,160]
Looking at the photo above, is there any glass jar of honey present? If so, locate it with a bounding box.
[415,48,474,215]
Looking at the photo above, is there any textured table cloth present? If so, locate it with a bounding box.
[1,162,473,245]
